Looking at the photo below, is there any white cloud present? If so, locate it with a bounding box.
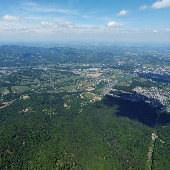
[40,21,77,32]
[40,22,56,27]
[1,21,170,43]
[152,0,170,9]
[21,2,78,15]
[0,23,37,33]
[58,22,74,28]
[107,21,123,27]
[140,0,170,10]
[2,15,20,21]
[117,9,129,16]
[153,30,158,33]
[139,5,148,10]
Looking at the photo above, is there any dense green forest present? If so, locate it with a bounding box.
[0,92,170,169]
[0,92,151,169]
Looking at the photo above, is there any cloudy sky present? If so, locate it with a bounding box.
[0,0,170,42]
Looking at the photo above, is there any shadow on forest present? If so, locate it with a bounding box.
[104,94,170,127]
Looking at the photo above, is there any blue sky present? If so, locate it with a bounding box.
[0,0,170,42]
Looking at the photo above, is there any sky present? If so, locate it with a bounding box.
[0,0,170,42]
